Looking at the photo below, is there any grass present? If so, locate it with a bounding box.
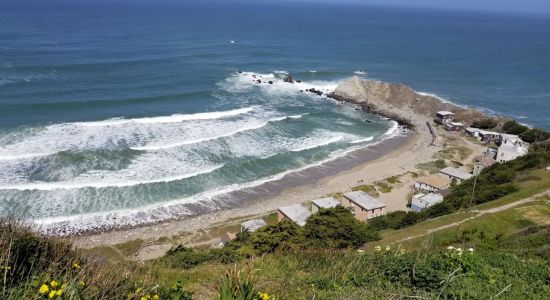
[416,159,447,174]
[374,181,392,193]
[351,184,379,197]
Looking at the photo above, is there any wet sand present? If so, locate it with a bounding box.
[74,124,441,248]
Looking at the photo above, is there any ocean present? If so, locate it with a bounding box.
[0,1,549,232]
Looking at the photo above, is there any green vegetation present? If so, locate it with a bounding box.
[2,143,548,299]
[351,184,379,197]
[502,120,550,143]
[472,117,498,129]
[374,181,392,193]
[417,159,447,173]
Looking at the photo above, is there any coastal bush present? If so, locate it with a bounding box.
[351,184,379,197]
[520,128,550,143]
[472,118,498,129]
[502,120,529,135]
[163,246,238,269]
[303,206,379,248]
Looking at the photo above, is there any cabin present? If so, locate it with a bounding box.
[277,204,311,227]
[439,167,473,184]
[473,157,497,176]
[241,219,267,233]
[465,128,500,143]
[414,174,451,193]
[411,193,444,212]
[342,191,386,222]
[445,121,464,132]
[434,111,455,124]
[311,197,340,213]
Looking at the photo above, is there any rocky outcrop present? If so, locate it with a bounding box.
[283,75,294,83]
[329,77,488,129]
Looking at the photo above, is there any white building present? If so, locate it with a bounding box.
[415,174,451,192]
[277,204,311,227]
[311,197,340,213]
[465,128,500,143]
[496,134,529,163]
[241,219,267,233]
[435,111,455,124]
[439,167,473,184]
[411,193,444,212]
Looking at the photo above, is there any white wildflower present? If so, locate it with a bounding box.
[447,246,455,250]
[468,248,474,253]
[385,245,391,251]
[374,246,381,252]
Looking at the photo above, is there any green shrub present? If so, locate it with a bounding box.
[303,206,379,248]
[502,120,528,135]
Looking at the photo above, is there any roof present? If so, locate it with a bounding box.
[475,157,497,167]
[447,122,464,126]
[416,174,451,189]
[343,191,385,210]
[439,167,473,181]
[436,111,454,116]
[312,197,340,209]
[241,219,267,232]
[278,204,311,227]
[418,193,444,205]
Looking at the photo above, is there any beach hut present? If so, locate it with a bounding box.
[277,204,311,227]
[473,157,497,176]
[342,191,386,222]
[445,121,464,132]
[435,111,455,124]
[414,174,451,193]
[439,167,473,184]
[311,197,340,213]
[241,219,267,233]
[411,193,444,212]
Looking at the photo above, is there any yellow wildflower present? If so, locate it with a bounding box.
[135,287,142,294]
[78,281,85,287]
[48,290,56,299]
[152,295,159,300]
[50,280,59,288]
[38,284,49,295]
[72,261,81,270]
[55,289,63,297]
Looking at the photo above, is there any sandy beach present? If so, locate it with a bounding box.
[72,77,489,255]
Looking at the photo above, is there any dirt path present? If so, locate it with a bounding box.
[397,190,550,243]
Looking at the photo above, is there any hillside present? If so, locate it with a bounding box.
[1,145,549,299]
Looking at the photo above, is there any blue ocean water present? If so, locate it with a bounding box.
[0,1,549,231]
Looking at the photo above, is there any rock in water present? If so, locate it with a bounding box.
[268,81,273,84]
[283,75,294,83]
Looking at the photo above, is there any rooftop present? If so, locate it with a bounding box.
[476,157,497,167]
[440,167,473,181]
[417,193,444,205]
[343,191,385,210]
[436,111,454,116]
[241,219,267,232]
[416,174,451,189]
[447,122,464,126]
[278,204,311,227]
[312,197,340,209]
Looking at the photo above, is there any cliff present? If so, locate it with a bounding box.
[330,76,487,129]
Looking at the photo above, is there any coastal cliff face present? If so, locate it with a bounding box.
[330,77,486,128]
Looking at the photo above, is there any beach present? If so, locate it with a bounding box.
[74,112,442,249]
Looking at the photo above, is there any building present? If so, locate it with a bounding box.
[241,219,267,233]
[473,157,497,176]
[434,111,455,124]
[496,143,528,163]
[498,133,522,146]
[277,204,311,227]
[485,147,498,159]
[414,174,451,192]
[311,197,340,213]
[465,128,500,143]
[445,121,464,132]
[411,193,444,212]
[342,191,386,221]
[439,167,473,184]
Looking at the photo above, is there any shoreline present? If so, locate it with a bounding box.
[74,127,439,248]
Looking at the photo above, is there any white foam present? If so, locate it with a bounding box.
[32,133,394,233]
[354,70,367,75]
[76,106,255,127]
[0,165,223,191]
[290,136,343,152]
[349,136,374,144]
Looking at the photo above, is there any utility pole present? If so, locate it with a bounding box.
[467,174,478,212]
